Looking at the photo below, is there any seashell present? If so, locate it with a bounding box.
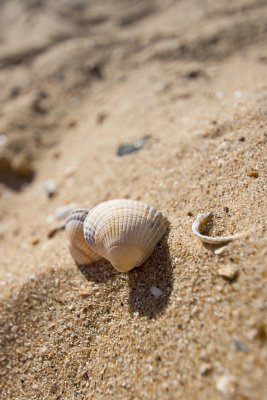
[83,199,168,272]
[192,212,243,245]
[65,209,102,265]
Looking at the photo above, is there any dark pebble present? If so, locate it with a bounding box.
[117,135,150,156]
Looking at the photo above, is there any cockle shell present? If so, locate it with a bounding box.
[83,199,168,272]
[65,209,102,265]
[66,199,168,272]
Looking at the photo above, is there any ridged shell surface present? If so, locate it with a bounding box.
[83,199,168,272]
[65,209,102,265]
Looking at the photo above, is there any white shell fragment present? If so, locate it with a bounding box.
[192,212,243,245]
[43,180,57,198]
[66,199,168,272]
[216,374,238,396]
[65,209,102,265]
[150,286,163,298]
[83,199,168,272]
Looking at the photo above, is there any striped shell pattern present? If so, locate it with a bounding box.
[66,199,168,272]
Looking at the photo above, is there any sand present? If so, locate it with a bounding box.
[0,0,266,399]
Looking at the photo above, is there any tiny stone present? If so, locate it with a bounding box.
[185,68,203,79]
[150,286,163,298]
[30,237,40,246]
[43,180,57,198]
[199,363,213,376]
[96,111,108,124]
[216,374,238,396]
[232,336,248,352]
[117,135,150,156]
[11,325,18,334]
[79,291,91,298]
[67,119,77,128]
[218,265,239,281]
[247,167,259,178]
[39,346,48,355]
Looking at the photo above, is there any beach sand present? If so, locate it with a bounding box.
[0,1,266,399]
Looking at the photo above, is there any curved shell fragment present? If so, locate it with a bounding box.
[192,212,243,245]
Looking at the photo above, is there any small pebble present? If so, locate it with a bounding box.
[232,337,248,352]
[199,363,213,376]
[79,291,91,298]
[150,286,163,298]
[55,204,77,220]
[30,237,40,246]
[247,167,259,178]
[185,68,203,79]
[96,111,108,124]
[43,180,57,198]
[67,119,77,128]
[11,325,18,334]
[117,135,150,156]
[218,265,239,281]
[216,374,238,396]
[39,346,48,355]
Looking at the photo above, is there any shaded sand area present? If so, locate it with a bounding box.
[0,0,266,399]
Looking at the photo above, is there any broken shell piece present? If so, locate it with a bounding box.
[216,374,238,396]
[192,212,243,245]
[65,209,102,265]
[83,199,168,272]
[214,245,229,255]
